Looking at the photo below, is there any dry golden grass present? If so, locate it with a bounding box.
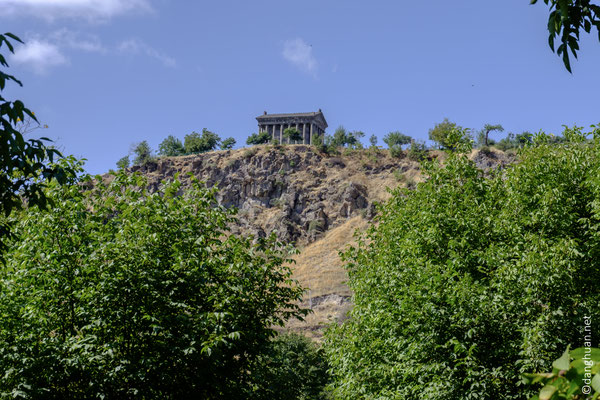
[292,215,369,298]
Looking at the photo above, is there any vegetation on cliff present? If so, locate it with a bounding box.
[324,126,600,399]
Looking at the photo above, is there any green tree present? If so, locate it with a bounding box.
[369,134,378,148]
[184,128,221,154]
[247,332,330,399]
[384,131,412,156]
[116,155,130,169]
[428,118,472,150]
[220,137,236,150]
[332,126,348,147]
[347,131,365,149]
[524,346,600,400]
[158,134,185,157]
[283,127,303,144]
[132,140,154,166]
[0,32,72,254]
[407,140,427,161]
[246,131,271,145]
[0,169,308,399]
[478,123,504,147]
[383,131,412,148]
[531,0,600,72]
[325,125,600,399]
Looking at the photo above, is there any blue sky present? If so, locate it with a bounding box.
[2,0,599,174]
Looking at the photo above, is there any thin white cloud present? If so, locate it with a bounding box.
[118,39,176,68]
[11,39,69,74]
[282,38,317,77]
[0,0,151,21]
[51,28,106,53]
[9,29,105,74]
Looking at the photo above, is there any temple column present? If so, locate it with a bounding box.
[310,123,314,145]
[295,123,299,144]
[302,123,307,144]
[279,124,283,143]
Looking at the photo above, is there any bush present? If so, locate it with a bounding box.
[184,128,221,154]
[325,126,600,400]
[158,134,185,156]
[369,134,378,148]
[389,145,404,158]
[247,131,272,146]
[331,126,364,149]
[116,155,130,169]
[524,346,600,400]
[0,170,307,399]
[283,127,303,144]
[220,137,236,150]
[383,131,411,149]
[132,140,154,165]
[428,118,471,150]
[246,332,330,399]
[407,140,427,161]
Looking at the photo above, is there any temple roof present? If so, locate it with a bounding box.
[256,110,328,128]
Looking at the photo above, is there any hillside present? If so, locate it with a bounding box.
[121,144,514,339]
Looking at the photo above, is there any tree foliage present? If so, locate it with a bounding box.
[496,131,535,151]
[478,123,504,147]
[115,155,130,170]
[247,332,330,400]
[383,131,412,148]
[184,128,221,154]
[0,167,307,399]
[532,0,600,72]
[384,131,412,157]
[524,346,600,400]
[246,131,272,146]
[283,127,303,144]
[325,125,600,399]
[428,118,470,149]
[0,32,72,253]
[369,134,378,148]
[331,126,364,149]
[158,134,185,157]
[132,140,154,166]
[220,137,236,150]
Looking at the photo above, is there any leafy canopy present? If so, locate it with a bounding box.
[246,131,272,145]
[524,346,600,400]
[283,127,303,144]
[132,140,154,166]
[428,118,471,150]
[158,134,185,157]
[325,125,600,399]
[247,332,330,400]
[531,0,600,72]
[184,128,221,154]
[0,166,308,399]
[220,137,236,150]
[0,32,72,253]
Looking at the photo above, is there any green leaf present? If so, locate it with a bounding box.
[553,347,571,371]
[571,348,600,361]
[539,384,558,400]
[592,373,600,393]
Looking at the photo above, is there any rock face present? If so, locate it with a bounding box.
[128,145,393,246]
[122,145,513,339]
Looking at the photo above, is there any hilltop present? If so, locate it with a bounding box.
[118,144,515,339]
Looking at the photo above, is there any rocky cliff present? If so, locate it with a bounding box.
[122,145,514,339]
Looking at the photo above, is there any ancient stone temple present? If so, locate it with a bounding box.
[256,109,328,144]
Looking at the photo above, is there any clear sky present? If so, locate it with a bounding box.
[2,0,599,174]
